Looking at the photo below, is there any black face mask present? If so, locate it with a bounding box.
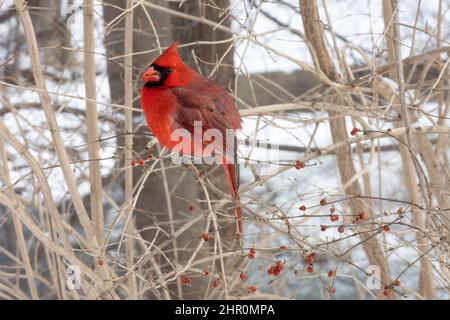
[144,64,173,88]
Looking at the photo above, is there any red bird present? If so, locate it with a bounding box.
[140,42,243,233]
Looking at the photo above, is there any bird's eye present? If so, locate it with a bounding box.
[166,68,173,74]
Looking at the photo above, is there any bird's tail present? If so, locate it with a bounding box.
[222,161,242,234]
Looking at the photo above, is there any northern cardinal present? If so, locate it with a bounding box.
[140,42,243,233]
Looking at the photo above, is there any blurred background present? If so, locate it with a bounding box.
[0,0,449,300]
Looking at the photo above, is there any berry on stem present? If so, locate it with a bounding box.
[306,253,316,264]
[295,160,305,170]
[330,214,339,222]
[276,260,284,270]
[267,260,285,276]
[267,266,274,275]
[180,275,192,285]
[248,247,256,259]
[358,211,366,220]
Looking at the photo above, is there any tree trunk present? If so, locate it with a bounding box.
[103,0,240,299]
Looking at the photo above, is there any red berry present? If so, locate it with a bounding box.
[358,211,366,220]
[350,127,358,136]
[202,233,209,241]
[98,259,104,266]
[330,214,339,222]
[267,266,274,275]
[306,253,315,264]
[268,260,284,277]
[383,225,390,232]
[383,287,390,296]
[279,245,288,250]
[276,260,284,271]
[130,160,136,166]
[248,285,257,293]
[181,275,192,284]
[147,153,153,160]
[213,278,220,288]
[187,203,195,212]
[295,160,305,170]
[203,268,209,276]
[306,264,314,273]
[397,208,403,215]
[338,225,345,233]
[248,247,256,259]
[320,199,327,206]
[138,159,144,166]
[239,272,247,280]
[329,207,336,213]
[320,225,327,232]
[328,270,334,278]
[331,287,336,294]
[299,205,306,211]
[393,279,400,286]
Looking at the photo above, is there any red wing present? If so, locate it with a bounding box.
[171,80,242,136]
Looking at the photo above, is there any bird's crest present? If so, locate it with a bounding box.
[153,42,182,68]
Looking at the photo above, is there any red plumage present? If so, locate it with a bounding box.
[140,43,243,233]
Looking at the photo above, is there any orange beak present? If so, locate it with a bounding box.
[142,66,160,82]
